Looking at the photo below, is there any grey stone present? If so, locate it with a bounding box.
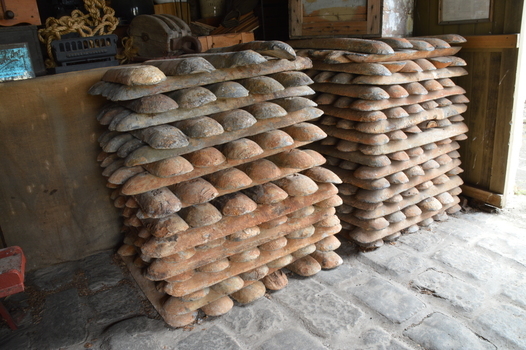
[434,216,487,242]
[398,231,444,253]
[313,263,365,286]
[474,304,526,349]
[257,329,327,350]
[81,251,125,291]
[352,277,425,323]
[359,246,426,276]
[175,325,242,350]
[358,328,413,350]
[28,261,79,291]
[502,279,526,308]
[34,289,87,349]
[476,236,526,267]
[412,269,485,312]
[273,278,363,336]
[0,332,32,350]
[221,297,286,342]
[100,316,173,350]
[432,245,496,281]
[404,313,495,350]
[478,215,526,239]
[87,284,143,325]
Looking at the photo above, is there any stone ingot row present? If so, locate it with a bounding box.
[92,43,344,327]
[291,35,468,248]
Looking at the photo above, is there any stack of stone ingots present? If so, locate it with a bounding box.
[89,41,343,327]
[289,35,469,249]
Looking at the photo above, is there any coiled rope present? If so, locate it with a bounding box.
[37,0,119,68]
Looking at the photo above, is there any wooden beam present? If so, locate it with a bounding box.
[122,256,166,316]
[302,21,367,37]
[462,34,519,49]
[461,185,504,208]
[367,0,382,34]
[289,0,303,38]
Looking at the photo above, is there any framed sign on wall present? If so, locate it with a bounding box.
[439,0,493,24]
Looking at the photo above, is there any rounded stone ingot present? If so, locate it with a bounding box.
[258,237,288,251]
[195,237,227,250]
[243,183,288,205]
[210,276,244,295]
[180,288,210,302]
[291,244,317,259]
[315,235,341,252]
[228,226,260,241]
[302,167,342,184]
[201,296,234,316]
[196,258,230,273]
[230,281,266,304]
[262,270,288,290]
[164,310,198,328]
[314,215,340,228]
[310,251,343,269]
[185,147,226,168]
[287,255,321,276]
[239,265,269,281]
[288,205,315,219]
[164,247,196,262]
[273,174,319,197]
[117,244,136,257]
[229,247,261,263]
[259,216,288,230]
[267,254,294,268]
[314,195,343,208]
[165,269,195,283]
[286,226,315,239]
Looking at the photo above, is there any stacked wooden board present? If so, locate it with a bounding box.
[289,35,468,249]
[89,41,343,327]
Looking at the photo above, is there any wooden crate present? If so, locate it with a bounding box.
[198,32,255,51]
[289,0,382,39]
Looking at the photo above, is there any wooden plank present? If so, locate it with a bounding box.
[481,51,502,186]
[154,3,191,23]
[490,48,519,194]
[503,0,524,33]
[289,0,303,38]
[461,185,503,207]
[462,35,518,49]
[461,51,490,187]
[367,0,381,34]
[198,32,255,51]
[303,14,366,23]
[414,0,524,207]
[302,21,367,37]
[0,68,122,270]
[123,256,166,316]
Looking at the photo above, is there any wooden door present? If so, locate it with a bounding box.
[414,0,524,207]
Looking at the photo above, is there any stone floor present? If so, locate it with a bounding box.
[1,112,525,350]
[1,193,525,350]
[514,118,526,194]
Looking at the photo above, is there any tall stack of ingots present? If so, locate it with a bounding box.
[89,41,344,327]
[289,35,468,249]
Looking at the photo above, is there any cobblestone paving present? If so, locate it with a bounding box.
[1,196,526,350]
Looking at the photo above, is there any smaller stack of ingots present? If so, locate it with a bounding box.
[89,41,343,327]
[289,35,469,249]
